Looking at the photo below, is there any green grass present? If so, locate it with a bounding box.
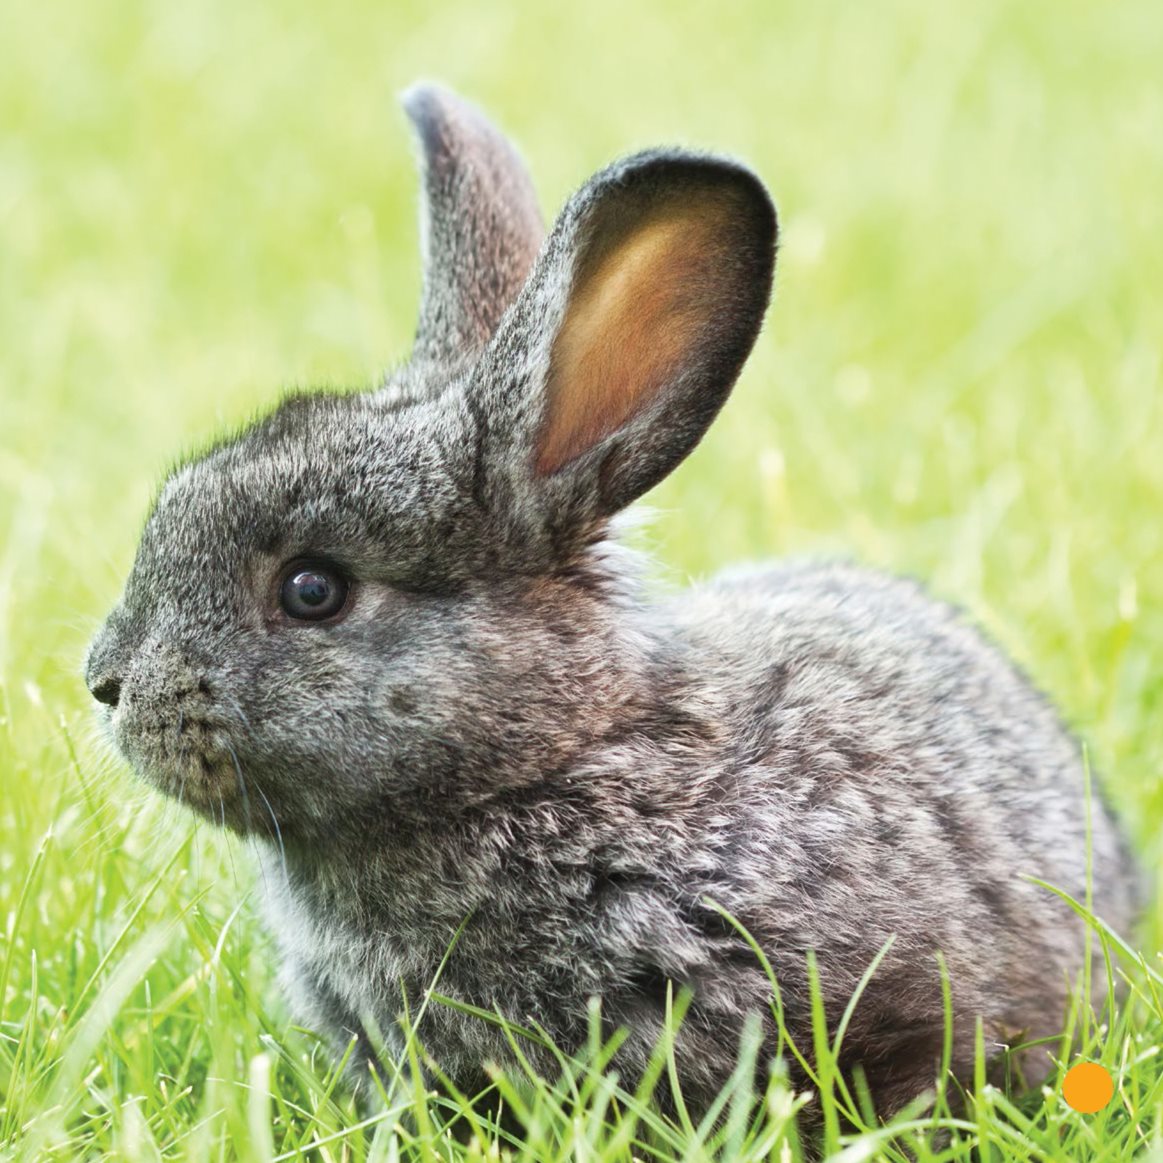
[2,0,1162,1158]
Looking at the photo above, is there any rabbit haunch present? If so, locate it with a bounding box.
[86,84,1138,1120]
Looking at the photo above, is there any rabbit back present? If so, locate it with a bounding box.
[664,559,1136,1092]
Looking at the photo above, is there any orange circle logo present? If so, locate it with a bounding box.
[1062,1062,1114,1114]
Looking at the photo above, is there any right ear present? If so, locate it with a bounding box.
[467,149,777,546]
[402,84,545,364]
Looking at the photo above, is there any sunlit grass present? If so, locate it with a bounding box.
[2,0,1162,1158]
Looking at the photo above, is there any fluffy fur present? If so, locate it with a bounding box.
[86,85,1138,1119]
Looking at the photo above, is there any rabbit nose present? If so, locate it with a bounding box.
[89,674,123,707]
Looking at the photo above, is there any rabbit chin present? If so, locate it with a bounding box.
[128,748,267,836]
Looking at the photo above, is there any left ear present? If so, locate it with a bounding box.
[470,149,777,524]
[402,84,545,364]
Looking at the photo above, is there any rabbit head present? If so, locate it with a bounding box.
[85,86,777,845]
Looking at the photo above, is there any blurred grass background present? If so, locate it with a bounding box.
[2,0,1162,1157]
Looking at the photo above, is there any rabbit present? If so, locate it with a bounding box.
[85,84,1138,1122]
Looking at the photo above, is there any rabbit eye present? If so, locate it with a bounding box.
[280,563,349,622]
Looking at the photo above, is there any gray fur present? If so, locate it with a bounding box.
[86,86,1138,1121]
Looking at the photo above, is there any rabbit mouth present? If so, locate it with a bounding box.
[115,709,260,829]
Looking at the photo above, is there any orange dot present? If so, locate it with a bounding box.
[1062,1061,1114,1114]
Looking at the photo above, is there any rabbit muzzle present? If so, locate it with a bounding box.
[100,639,259,830]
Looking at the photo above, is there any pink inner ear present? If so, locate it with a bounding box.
[534,192,742,477]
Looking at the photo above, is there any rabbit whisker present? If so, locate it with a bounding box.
[226,694,253,733]
[225,740,253,832]
[257,784,289,887]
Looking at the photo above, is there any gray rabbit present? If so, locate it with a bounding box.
[86,85,1137,1119]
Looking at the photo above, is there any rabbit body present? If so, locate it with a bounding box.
[262,558,1134,1113]
[86,85,1137,1118]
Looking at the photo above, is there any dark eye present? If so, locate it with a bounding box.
[280,563,349,622]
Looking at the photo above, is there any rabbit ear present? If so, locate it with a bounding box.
[403,85,545,363]
[475,150,776,523]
